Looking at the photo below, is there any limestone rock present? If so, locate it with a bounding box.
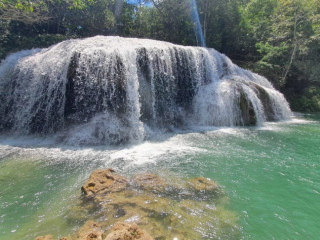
[81,169,128,197]
[35,171,237,240]
[189,177,218,191]
[134,173,166,192]
[105,222,153,240]
[35,235,53,240]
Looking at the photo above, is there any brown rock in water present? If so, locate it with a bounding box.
[81,169,128,197]
[134,173,166,192]
[105,222,153,240]
[35,235,53,240]
[189,177,219,191]
[76,220,104,240]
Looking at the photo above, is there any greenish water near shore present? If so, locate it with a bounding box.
[0,115,319,239]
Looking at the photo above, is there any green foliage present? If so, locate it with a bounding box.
[237,0,320,112]
[197,0,242,56]
[254,42,290,87]
[132,0,196,45]
[0,0,320,112]
[289,86,320,112]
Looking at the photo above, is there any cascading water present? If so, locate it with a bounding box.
[0,36,292,145]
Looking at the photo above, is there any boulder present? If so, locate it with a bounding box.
[105,222,153,240]
[134,173,166,192]
[81,169,128,197]
[188,177,218,192]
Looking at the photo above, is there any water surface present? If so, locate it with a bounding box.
[0,115,319,239]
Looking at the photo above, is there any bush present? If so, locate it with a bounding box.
[289,86,320,112]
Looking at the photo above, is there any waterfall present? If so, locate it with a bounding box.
[0,36,292,145]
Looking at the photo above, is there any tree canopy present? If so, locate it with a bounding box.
[0,0,319,111]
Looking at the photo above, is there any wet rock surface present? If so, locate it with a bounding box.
[105,222,153,240]
[35,235,54,240]
[36,169,240,240]
[188,177,219,192]
[75,221,104,240]
[134,173,167,192]
[81,169,128,197]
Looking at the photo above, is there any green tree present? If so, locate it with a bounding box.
[239,0,320,111]
[198,0,242,56]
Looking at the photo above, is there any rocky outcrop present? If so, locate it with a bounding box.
[249,82,275,121]
[81,169,128,197]
[75,221,104,240]
[36,221,152,240]
[105,222,153,240]
[36,169,239,240]
[239,91,257,126]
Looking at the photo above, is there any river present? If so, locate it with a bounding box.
[0,114,319,239]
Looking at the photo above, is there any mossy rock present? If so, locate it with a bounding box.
[81,169,128,197]
[134,173,167,192]
[188,177,219,192]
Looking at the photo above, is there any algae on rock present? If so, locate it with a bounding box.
[36,169,240,240]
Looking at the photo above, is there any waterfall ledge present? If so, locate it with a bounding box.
[0,36,292,145]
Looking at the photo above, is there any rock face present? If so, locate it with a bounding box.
[0,36,292,146]
[105,222,153,240]
[81,169,128,197]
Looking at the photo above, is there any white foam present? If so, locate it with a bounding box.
[0,36,293,146]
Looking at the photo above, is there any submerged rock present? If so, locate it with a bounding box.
[89,170,236,239]
[81,169,128,197]
[36,169,239,240]
[35,235,53,240]
[36,220,152,240]
[36,221,103,240]
[188,177,219,192]
[105,222,153,240]
[134,173,167,192]
[74,221,104,240]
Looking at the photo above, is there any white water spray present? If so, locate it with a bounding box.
[0,36,292,145]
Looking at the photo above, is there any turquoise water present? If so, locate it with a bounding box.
[0,115,319,239]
